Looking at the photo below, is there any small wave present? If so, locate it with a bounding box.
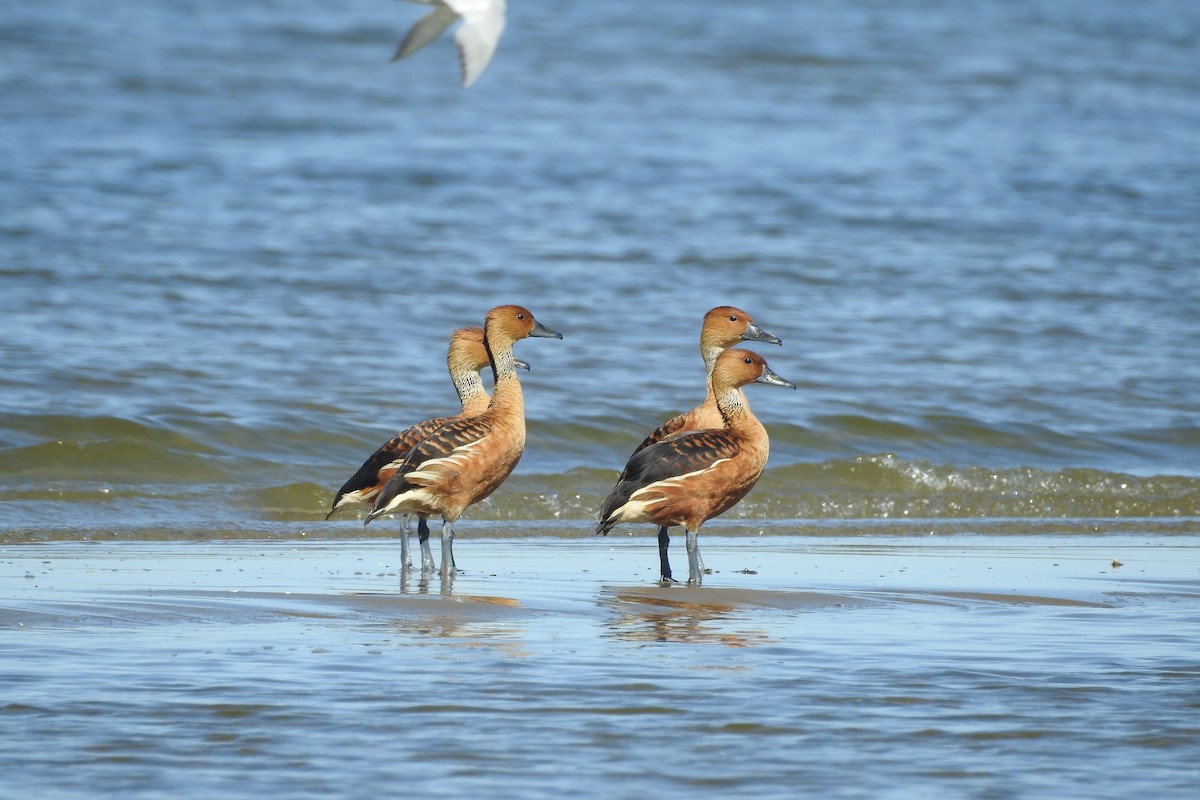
[318,459,1200,523]
[238,482,332,522]
[743,455,1200,520]
[0,414,230,483]
[3,411,1197,535]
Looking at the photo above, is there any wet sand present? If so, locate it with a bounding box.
[3,533,1198,799]
[3,533,1188,630]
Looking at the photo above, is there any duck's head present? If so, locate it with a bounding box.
[712,348,796,392]
[702,306,782,351]
[483,305,563,347]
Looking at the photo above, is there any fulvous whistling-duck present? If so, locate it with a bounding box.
[365,305,563,576]
[326,326,528,570]
[596,349,795,586]
[629,306,781,580]
[634,306,781,451]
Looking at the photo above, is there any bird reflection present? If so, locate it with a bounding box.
[599,589,773,647]
[396,564,453,595]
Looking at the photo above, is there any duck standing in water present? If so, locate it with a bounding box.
[623,306,782,582]
[596,349,795,585]
[367,305,562,576]
[326,327,527,570]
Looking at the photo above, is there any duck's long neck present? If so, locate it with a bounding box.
[714,384,763,443]
[702,344,751,414]
[716,383,770,473]
[453,367,489,416]
[700,343,723,405]
[485,336,526,418]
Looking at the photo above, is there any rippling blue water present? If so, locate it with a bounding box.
[2,0,1198,529]
[3,537,1199,800]
[2,2,1200,798]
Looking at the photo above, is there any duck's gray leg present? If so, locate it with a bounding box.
[685,529,704,586]
[658,526,677,584]
[440,519,456,577]
[399,515,412,569]
[417,516,435,573]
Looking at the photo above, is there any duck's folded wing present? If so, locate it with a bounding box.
[387,415,492,489]
[632,411,690,455]
[370,416,492,517]
[327,417,449,517]
[599,429,741,526]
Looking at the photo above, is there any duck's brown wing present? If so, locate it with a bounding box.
[326,416,450,517]
[597,428,741,533]
[371,414,494,513]
[632,411,690,455]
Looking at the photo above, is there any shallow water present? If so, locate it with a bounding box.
[2,0,1199,796]
[2,0,1198,538]
[3,536,1199,799]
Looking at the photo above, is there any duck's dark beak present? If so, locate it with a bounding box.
[755,365,796,389]
[743,322,781,346]
[530,320,564,340]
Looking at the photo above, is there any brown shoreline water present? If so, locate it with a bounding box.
[3,534,1197,799]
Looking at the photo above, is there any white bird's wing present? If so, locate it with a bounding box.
[448,0,506,87]
[392,3,459,62]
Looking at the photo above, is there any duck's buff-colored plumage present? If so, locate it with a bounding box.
[598,394,769,533]
[368,305,561,525]
[326,327,524,519]
[595,349,795,586]
[632,305,780,454]
[598,425,753,533]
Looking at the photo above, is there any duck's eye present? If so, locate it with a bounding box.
[744,357,754,364]
[517,313,526,320]
[729,315,739,322]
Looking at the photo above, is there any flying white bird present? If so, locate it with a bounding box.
[391,0,507,88]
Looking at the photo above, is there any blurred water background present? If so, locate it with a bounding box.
[2,0,1198,540]
[3,3,1200,799]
